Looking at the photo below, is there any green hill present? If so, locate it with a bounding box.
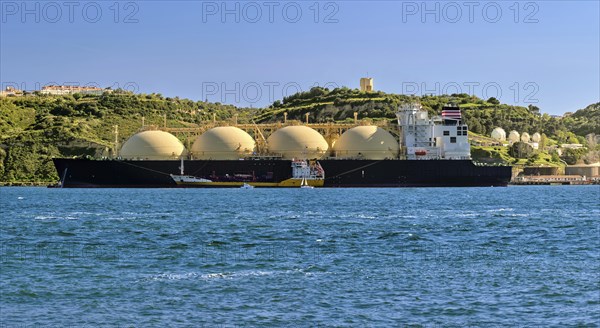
[0,88,597,184]
[563,103,600,136]
[0,91,256,183]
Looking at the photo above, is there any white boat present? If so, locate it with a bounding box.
[240,183,254,189]
[170,157,213,183]
[300,178,314,189]
[170,174,212,183]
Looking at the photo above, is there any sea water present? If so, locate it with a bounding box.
[1,186,599,327]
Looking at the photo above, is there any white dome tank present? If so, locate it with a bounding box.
[333,126,399,159]
[267,126,329,159]
[191,127,255,160]
[120,130,187,160]
[531,132,541,143]
[491,127,506,142]
[521,132,531,143]
[508,130,520,144]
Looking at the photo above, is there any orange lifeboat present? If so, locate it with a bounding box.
[415,150,427,156]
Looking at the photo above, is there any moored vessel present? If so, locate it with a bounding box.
[52,103,512,188]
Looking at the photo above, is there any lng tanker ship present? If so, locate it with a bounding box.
[52,104,512,187]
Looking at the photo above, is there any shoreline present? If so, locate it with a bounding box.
[0,182,54,187]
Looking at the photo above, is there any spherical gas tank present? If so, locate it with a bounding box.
[521,132,530,143]
[333,126,399,159]
[267,126,329,159]
[191,127,255,160]
[491,127,506,142]
[508,130,520,144]
[120,130,187,160]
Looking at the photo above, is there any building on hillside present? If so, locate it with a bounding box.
[0,86,24,97]
[560,144,584,150]
[360,78,374,92]
[39,85,112,95]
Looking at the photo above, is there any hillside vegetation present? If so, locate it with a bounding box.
[0,88,598,184]
[257,87,598,142]
[0,91,256,183]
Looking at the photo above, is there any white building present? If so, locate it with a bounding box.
[40,85,111,95]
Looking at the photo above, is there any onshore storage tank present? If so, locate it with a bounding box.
[523,166,562,176]
[491,127,506,142]
[531,132,541,143]
[191,127,255,160]
[565,165,599,177]
[521,132,531,143]
[120,130,187,160]
[267,126,329,159]
[508,131,520,144]
[333,126,398,159]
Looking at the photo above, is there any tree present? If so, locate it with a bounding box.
[550,150,560,163]
[528,104,540,114]
[586,133,597,149]
[487,97,500,105]
[526,153,540,165]
[510,142,534,158]
[539,133,547,150]
[562,148,585,165]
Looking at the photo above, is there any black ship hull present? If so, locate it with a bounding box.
[52,158,511,188]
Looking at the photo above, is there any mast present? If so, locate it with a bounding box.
[113,125,119,158]
[180,156,184,175]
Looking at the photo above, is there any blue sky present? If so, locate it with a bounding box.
[1,0,598,115]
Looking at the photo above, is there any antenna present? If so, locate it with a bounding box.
[113,125,119,158]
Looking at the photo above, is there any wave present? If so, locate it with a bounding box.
[137,267,334,283]
[487,208,514,212]
[34,215,78,220]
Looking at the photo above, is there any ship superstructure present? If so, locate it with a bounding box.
[397,103,470,160]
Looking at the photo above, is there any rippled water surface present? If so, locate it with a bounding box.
[1,186,599,327]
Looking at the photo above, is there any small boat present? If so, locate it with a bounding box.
[240,183,254,189]
[170,157,213,183]
[170,174,212,183]
[300,178,314,189]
